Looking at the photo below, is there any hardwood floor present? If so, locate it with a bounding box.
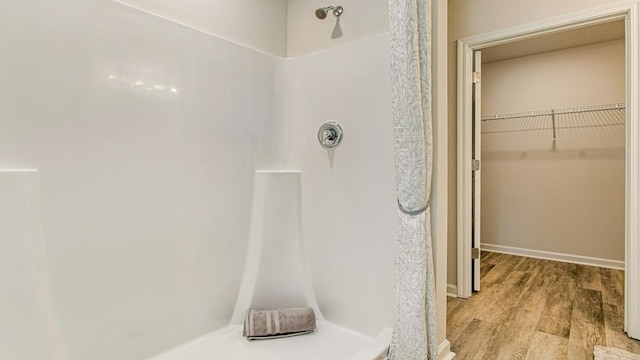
[447,252,640,359]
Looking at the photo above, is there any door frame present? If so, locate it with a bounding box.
[456,1,640,338]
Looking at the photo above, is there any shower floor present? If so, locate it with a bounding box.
[149,321,391,360]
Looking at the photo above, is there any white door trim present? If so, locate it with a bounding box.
[455,1,640,338]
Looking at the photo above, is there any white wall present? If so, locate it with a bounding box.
[285,1,451,350]
[0,0,404,358]
[286,0,450,352]
[286,0,390,57]
[1,0,456,358]
[113,0,392,58]
[0,0,283,358]
[0,171,65,360]
[115,0,288,56]
[447,0,629,287]
[481,40,625,261]
[286,35,397,335]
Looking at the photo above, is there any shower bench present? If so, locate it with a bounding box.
[148,322,391,360]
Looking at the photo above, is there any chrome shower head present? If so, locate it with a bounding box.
[315,5,343,20]
[315,7,328,19]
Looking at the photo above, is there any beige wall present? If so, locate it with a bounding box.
[481,40,625,261]
[448,0,627,286]
[482,40,625,114]
[448,0,622,40]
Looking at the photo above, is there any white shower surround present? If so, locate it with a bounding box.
[150,171,393,359]
[0,0,397,359]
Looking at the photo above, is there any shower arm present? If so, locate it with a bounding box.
[324,6,339,13]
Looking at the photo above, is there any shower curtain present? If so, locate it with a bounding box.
[387,0,436,359]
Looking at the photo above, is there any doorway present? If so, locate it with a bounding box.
[456,4,640,339]
[479,25,625,271]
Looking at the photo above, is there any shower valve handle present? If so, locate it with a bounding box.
[323,129,337,141]
[318,121,343,149]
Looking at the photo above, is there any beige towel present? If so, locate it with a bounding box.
[243,307,316,341]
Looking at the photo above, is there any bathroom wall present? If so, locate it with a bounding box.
[114,0,288,56]
[287,0,452,352]
[481,40,625,262]
[112,0,392,58]
[447,0,629,288]
[286,34,397,335]
[0,0,400,358]
[0,0,284,358]
[0,171,64,359]
[1,0,454,358]
[286,0,390,57]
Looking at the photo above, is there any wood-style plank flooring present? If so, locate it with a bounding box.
[447,252,640,359]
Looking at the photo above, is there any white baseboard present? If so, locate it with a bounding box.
[380,339,455,360]
[447,284,458,298]
[481,243,624,270]
[438,339,456,360]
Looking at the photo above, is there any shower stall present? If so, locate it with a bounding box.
[0,0,400,359]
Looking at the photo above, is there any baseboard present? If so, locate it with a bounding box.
[438,339,456,360]
[447,284,458,298]
[481,243,624,270]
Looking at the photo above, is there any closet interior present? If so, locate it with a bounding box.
[479,33,626,267]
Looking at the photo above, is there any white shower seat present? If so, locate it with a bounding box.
[149,323,391,360]
[150,171,391,360]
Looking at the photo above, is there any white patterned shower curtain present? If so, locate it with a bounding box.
[387,0,436,359]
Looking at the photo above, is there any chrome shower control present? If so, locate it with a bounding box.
[318,121,343,149]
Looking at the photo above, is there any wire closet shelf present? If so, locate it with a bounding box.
[481,103,626,140]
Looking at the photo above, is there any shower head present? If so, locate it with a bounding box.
[315,5,343,20]
[315,7,328,19]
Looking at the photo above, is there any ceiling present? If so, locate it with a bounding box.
[482,20,625,63]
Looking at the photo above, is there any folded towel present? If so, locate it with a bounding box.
[243,307,316,341]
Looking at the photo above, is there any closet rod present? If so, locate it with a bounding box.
[482,102,625,122]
